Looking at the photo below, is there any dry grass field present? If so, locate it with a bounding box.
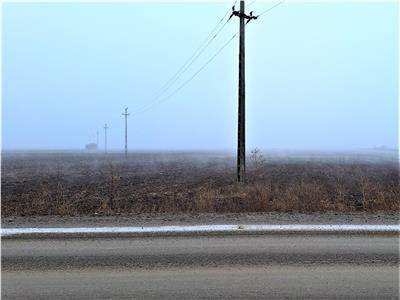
[1,150,398,216]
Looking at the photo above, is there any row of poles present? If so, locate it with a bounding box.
[101,107,130,158]
[99,0,257,183]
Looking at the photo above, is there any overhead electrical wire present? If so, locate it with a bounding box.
[131,1,238,115]
[257,0,285,18]
[156,17,232,97]
[154,14,228,96]
[131,32,239,117]
[245,0,257,8]
[131,0,285,117]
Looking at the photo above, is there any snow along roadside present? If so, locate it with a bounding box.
[2,224,399,237]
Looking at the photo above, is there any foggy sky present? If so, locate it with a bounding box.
[2,2,398,151]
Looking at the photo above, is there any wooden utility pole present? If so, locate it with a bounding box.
[104,123,108,154]
[231,0,257,183]
[122,107,130,159]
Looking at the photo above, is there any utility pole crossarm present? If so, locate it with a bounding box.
[230,10,258,22]
[230,3,258,23]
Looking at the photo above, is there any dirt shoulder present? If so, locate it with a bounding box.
[2,212,398,228]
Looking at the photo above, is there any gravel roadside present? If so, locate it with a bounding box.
[2,212,398,228]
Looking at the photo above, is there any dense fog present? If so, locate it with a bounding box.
[2,2,397,151]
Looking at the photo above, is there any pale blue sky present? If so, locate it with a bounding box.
[2,1,398,150]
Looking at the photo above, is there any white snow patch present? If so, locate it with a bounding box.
[1,224,399,237]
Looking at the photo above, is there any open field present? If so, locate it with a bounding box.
[1,151,399,216]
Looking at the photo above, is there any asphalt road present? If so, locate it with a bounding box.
[2,234,399,299]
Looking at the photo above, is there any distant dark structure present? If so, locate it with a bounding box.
[85,143,98,151]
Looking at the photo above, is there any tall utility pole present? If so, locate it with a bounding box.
[104,124,108,154]
[122,107,130,159]
[231,0,257,183]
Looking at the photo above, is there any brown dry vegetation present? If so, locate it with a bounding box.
[1,151,399,216]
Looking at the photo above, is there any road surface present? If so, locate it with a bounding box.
[2,233,399,299]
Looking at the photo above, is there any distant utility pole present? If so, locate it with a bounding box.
[230,0,257,183]
[96,130,99,148]
[122,107,130,158]
[104,124,108,154]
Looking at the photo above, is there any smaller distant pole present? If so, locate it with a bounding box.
[122,107,130,159]
[104,124,108,154]
[96,130,99,149]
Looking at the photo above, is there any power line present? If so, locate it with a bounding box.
[132,32,239,117]
[149,3,235,101]
[257,0,285,18]
[132,0,285,117]
[131,1,237,115]
[132,32,238,116]
[155,17,232,100]
[245,0,257,8]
